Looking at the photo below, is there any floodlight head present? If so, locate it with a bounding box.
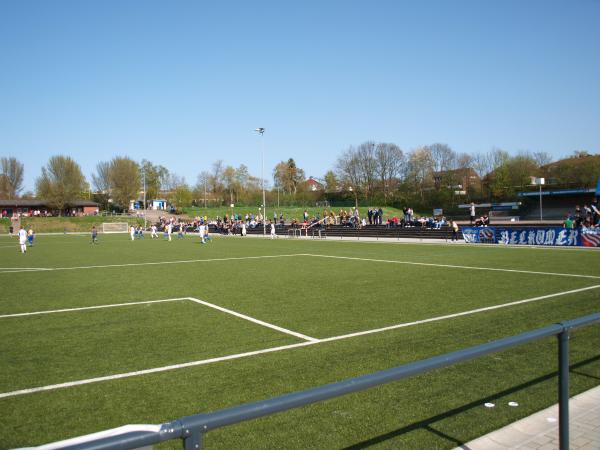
[254,127,265,135]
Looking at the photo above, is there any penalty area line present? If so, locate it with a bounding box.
[0,298,190,319]
[0,341,317,399]
[187,297,318,342]
[0,254,307,274]
[1,285,596,399]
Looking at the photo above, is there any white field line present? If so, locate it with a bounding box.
[0,298,190,319]
[0,295,314,340]
[0,253,306,274]
[0,341,317,399]
[318,284,600,342]
[186,297,318,342]
[1,285,597,399]
[284,235,600,252]
[299,253,600,280]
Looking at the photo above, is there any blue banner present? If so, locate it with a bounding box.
[517,188,595,197]
[460,226,597,247]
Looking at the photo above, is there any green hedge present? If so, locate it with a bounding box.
[0,216,144,233]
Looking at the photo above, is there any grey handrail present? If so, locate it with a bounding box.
[36,312,600,450]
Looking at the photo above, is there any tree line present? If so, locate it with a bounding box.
[0,145,598,212]
[340,145,599,209]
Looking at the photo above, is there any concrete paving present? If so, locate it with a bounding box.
[456,385,600,449]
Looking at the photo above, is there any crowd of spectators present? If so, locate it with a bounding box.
[472,215,490,227]
[564,200,600,229]
[2,208,101,218]
[148,206,460,236]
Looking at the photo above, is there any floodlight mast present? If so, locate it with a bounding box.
[142,167,147,230]
[254,128,266,236]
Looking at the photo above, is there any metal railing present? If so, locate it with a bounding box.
[35,312,600,450]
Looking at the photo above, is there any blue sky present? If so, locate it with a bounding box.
[1,0,599,192]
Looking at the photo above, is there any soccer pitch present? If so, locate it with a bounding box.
[0,234,599,449]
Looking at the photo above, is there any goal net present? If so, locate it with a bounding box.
[102,222,129,234]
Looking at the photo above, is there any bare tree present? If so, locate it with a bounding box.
[91,161,112,210]
[92,161,111,194]
[0,157,24,199]
[355,142,377,200]
[375,143,404,202]
[336,146,364,203]
[429,143,456,173]
[195,171,211,207]
[472,151,494,178]
[162,173,186,192]
[455,152,474,170]
[210,160,225,195]
[406,146,434,200]
[235,165,250,193]
[533,151,553,167]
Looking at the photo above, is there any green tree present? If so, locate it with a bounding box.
[484,149,511,199]
[140,160,169,202]
[109,157,140,210]
[222,165,238,204]
[541,152,600,187]
[323,170,338,192]
[35,155,87,213]
[173,184,193,208]
[505,152,540,191]
[273,159,305,195]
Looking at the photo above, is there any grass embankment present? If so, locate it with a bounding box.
[0,216,144,233]
[183,205,408,220]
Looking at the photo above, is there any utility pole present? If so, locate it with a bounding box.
[255,128,266,236]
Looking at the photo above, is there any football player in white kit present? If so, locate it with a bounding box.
[167,222,173,241]
[199,223,206,244]
[18,225,27,253]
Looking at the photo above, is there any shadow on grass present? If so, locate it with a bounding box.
[571,368,600,381]
[342,355,600,449]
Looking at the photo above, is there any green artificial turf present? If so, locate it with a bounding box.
[0,234,598,449]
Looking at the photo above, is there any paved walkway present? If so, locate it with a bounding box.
[456,385,600,449]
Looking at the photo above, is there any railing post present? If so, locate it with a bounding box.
[182,429,204,450]
[558,328,570,450]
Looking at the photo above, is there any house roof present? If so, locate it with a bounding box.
[306,178,323,185]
